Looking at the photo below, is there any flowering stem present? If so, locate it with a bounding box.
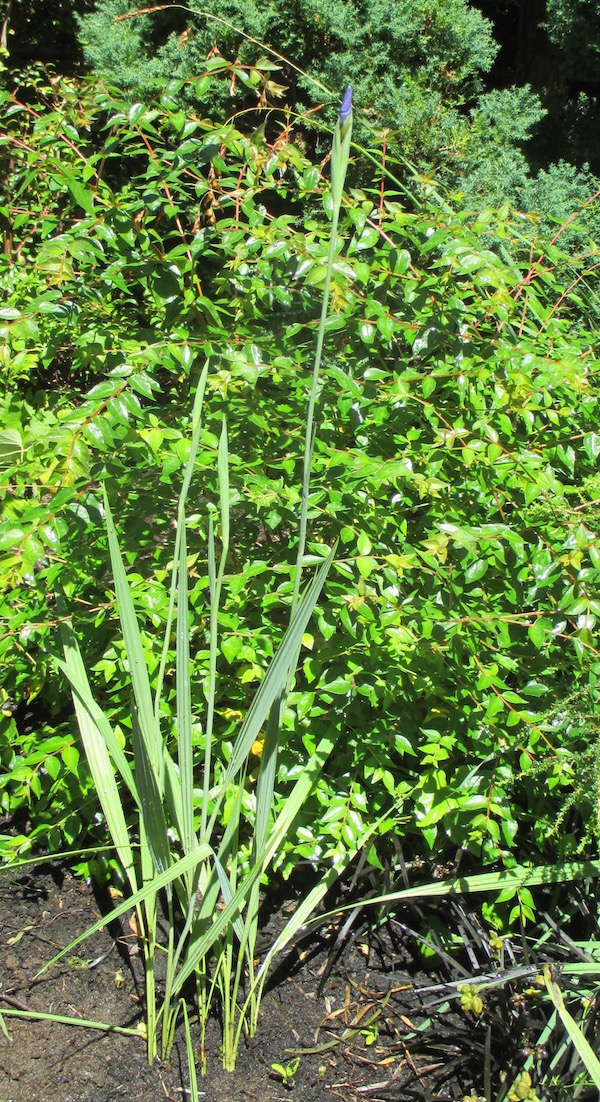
[291,86,353,619]
[247,92,354,1037]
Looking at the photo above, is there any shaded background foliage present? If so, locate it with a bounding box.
[0,1,600,922]
[74,1,600,218]
[1,0,90,69]
[4,0,600,224]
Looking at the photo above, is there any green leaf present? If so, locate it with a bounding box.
[527,618,546,649]
[129,373,154,398]
[58,619,139,896]
[465,559,487,583]
[61,745,80,775]
[103,488,160,786]
[422,376,436,399]
[0,430,23,463]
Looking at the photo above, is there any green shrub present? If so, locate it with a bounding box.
[1,65,600,895]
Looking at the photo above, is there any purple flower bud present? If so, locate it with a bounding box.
[339,85,352,130]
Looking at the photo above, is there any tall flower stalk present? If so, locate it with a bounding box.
[244,84,354,1044]
[292,84,353,618]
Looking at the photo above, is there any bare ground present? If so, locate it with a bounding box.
[0,862,585,1102]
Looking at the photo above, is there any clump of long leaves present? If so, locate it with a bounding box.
[40,89,359,1077]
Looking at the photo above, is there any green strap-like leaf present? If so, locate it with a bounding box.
[206,544,336,837]
[35,845,213,979]
[173,734,335,997]
[200,416,230,843]
[103,487,161,787]
[544,963,600,1089]
[58,619,138,897]
[131,707,172,877]
[54,650,137,805]
[177,522,196,859]
[155,361,209,721]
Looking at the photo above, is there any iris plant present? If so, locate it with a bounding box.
[42,84,357,1089]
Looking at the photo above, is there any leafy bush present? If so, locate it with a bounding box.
[2,64,600,909]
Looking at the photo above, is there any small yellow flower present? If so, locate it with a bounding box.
[458,983,484,1016]
[508,1072,539,1101]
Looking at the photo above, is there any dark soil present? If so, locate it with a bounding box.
[0,864,449,1102]
[0,863,589,1102]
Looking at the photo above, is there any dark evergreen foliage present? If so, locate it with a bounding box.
[70,0,600,229]
[1,0,92,71]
